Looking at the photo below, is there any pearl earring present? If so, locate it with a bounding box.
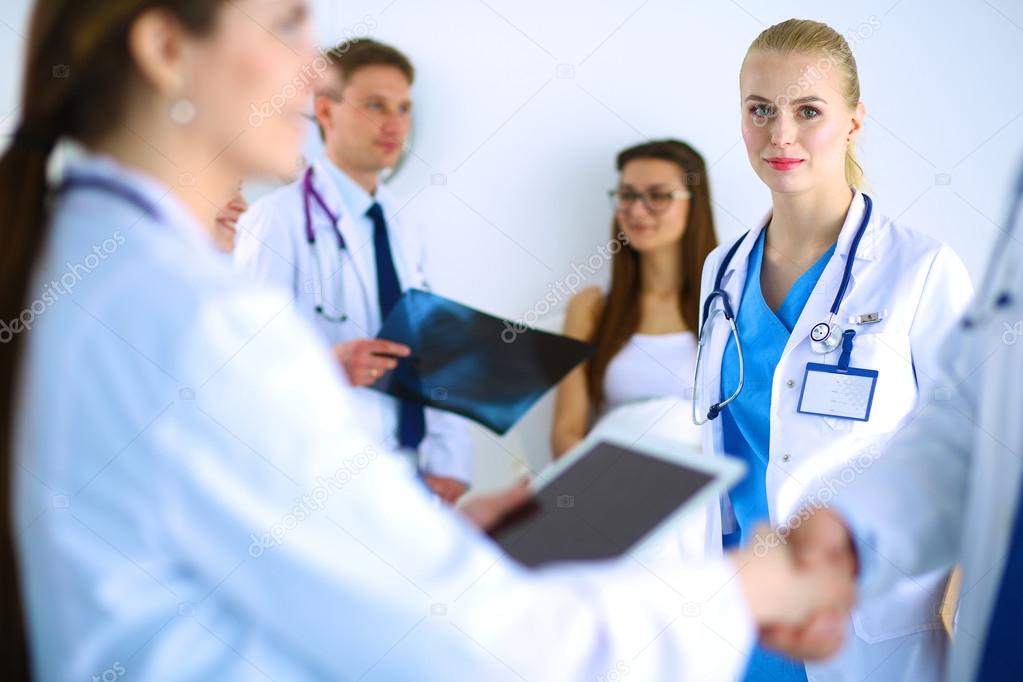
[170,98,196,125]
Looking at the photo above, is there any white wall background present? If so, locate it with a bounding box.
[3,0,1022,490]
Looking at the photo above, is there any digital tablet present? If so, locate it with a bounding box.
[488,429,744,567]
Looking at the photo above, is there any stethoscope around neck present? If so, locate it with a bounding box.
[691,192,874,425]
[302,165,372,323]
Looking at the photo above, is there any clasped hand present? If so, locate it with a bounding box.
[731,509,858,661]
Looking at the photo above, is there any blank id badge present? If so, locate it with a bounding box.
[797,363,878,421]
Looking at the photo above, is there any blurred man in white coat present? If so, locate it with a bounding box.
[235,39,472,502]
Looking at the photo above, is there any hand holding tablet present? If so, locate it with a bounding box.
[488,429,745,567]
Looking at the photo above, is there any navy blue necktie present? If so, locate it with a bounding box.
[367,202,426,450]
[977,486,1023,678]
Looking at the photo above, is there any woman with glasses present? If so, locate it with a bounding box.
[693,18,973,681]
[551,140,717,460]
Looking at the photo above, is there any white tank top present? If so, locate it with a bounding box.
[590,330,711,562]
[602,331,697,412]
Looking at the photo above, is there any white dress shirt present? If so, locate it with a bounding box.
[234,157,472,483]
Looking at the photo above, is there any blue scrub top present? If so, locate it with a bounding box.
[720,229,836,682]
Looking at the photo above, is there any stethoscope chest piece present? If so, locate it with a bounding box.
[810,320,843,354]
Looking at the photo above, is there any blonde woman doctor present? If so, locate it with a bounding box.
[693,20,973,682]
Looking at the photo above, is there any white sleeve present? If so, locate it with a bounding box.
[419,408,474,483]
[800,244,976,597]
[908,244,974,397]
[233,195,298,294]
[827,320,979,598]
[159,289,755,680]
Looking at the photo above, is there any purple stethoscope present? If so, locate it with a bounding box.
[303,165,371,323]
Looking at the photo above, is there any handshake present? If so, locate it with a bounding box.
[729,509,858,660]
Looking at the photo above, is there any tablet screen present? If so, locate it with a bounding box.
[488,440,714,567]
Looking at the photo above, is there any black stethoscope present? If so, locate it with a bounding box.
[692,193,874,425]
[302,165,372,323]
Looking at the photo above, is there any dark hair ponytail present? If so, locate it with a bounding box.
[0,134,53,681]
[0,3,226,678]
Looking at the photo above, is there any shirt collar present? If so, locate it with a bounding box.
[322,155,376,219]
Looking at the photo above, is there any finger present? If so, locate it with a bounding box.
[343,364,386,385]
[760,624,800,653]
[789,612,846,661]
[350,356,398,373]
[800,560,857,613]
[493,480,531,514]
[341,364,367,386]
[366,340,411,357]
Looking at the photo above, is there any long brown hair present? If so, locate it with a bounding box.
[0,2,226,677]
[586,139,718,406]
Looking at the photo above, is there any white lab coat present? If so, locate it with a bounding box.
[13,150,756,680]
[696,190,973,681]
[813,200,1023,681]
[233,157,472,483]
